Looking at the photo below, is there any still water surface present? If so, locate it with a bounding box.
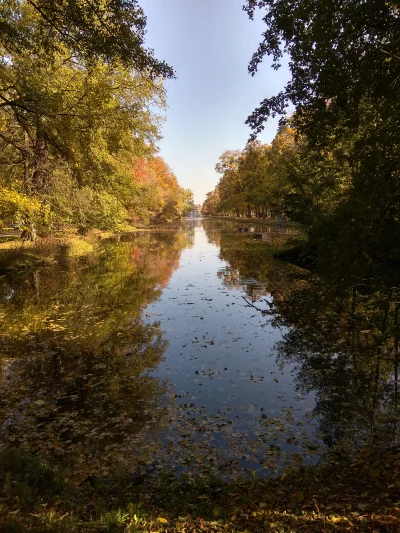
[0,219,398,480]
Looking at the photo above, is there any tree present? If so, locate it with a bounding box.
[0,50,166,229]
[244,0,400,141]
[202,188,220,216]
[215,150,247,216]
[0,1,189,231]
[0,0,174,79]
[206,140,289,219]
[129,157,193,223]
[244,0,400,266]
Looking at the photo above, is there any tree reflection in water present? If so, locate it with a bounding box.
[0,231,193,480]
[274,275,400,451]
[1,221,399,481]
[205,220,400,454]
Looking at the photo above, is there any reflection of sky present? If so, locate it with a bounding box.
[144,222,318,474]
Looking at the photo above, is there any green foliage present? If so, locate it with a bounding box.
[0,448,63,511]
[206,105,400,268]
[240,0,400,267]
[0,1,184,233]
[204,132,292,218]
[202,188,220,215]
[155,188,194,222]
[244,0,400,140]
[0,187,51,229]
[58,187,129,231]
[0,0,174,78]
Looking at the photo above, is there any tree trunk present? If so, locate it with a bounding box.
[21,222,37,241]
[32,133,49,195]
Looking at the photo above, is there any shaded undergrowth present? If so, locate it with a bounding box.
[0,446,399,532]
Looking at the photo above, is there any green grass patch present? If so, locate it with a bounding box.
[0,233,98,272]
[0,446,399,532]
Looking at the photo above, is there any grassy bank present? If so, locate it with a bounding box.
[0,221,198,272]
[0,228,116,272]
[0,445,399,532]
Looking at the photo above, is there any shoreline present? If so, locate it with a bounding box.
[0,444,398,532]
[0,222,195,272]
[208,215,301,228]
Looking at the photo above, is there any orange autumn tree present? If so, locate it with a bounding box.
[129,156,193,223]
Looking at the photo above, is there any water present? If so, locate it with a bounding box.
[0,219,399,481]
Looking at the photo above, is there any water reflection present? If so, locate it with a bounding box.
[0,220,398,481]
[144,221,319,478]
[206,220,400,452]
[273,276,400,450]
[0,231,193,479]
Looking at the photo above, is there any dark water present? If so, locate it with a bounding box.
[0,219,399,480]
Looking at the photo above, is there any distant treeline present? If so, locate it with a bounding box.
[202,127,293,221]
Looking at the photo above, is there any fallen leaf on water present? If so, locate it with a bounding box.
[34,399,46,406]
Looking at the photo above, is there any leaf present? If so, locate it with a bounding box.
[34,399,46,406]
[157,517,168,524]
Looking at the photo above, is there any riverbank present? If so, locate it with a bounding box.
[0,220,204,272]
[0,216,300,273]
[210,216,301,228]
[0,228,115,272]
[0,444,398,532]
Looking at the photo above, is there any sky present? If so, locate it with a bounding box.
[140,0,290,204]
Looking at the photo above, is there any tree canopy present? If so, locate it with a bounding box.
[244,0,400,140]
[204,1,400,270]
[0,0,192,233]
[0,0,174,77]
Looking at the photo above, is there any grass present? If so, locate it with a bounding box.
[0,445,399,532]
[0,228,117,272]
[0,223,183,271]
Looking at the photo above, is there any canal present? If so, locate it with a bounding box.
[0,218,398,481]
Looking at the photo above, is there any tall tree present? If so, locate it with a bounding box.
[244,0,400,266]
[244,0,400,140]
[0,0,174,78]
[0,1,187,232]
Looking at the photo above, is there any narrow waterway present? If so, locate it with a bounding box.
[143,219,318,477]
[0,219,398,481]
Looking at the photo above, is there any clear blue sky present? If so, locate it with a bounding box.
[141,0,290,204]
